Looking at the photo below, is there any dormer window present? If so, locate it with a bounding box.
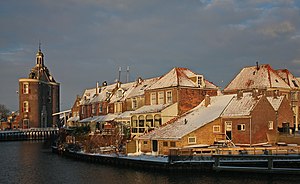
[106,91,111,98]
[196,75,204,88]
[116,89,123,98]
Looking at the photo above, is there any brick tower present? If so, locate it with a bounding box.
[19,46,60,128]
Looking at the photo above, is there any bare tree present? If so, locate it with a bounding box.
[0,104,10,120]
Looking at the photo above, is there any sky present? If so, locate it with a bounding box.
[1,0,300,111]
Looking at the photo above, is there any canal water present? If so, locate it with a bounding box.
[1,141,300,184]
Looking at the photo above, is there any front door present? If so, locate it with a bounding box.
[152,140,158,152]
[225,121,232,140]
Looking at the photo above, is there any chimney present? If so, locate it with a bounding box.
[256,61,259,70]
[96,82,99,95]
[273,90,279,99]
[237,90,243,99]
[252,88,259,99]
[204,95,210,107]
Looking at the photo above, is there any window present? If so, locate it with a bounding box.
[188,137,196,144]
[197,75,203,87]
[158,92,164,104]
[166,91,172,104]
[151,92,156,105]
[23,83,29,94]
[99,104,103,113]
[92,104,95,114]
[237,124,245,131]
[143,141,148,145]
[225,121,232,131]
[163,142,168,147]
[114,102,122,113]
[292,80,299,88]
[132,98,137,109]
[23,101,29,112]
[81,106,85,115]
[213,125,220,133]
[116,89,123,98]
[269,121,274,130]
[170,142,176,147]
[106,92,111,98]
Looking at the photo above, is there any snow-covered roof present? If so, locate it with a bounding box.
[115,111,135,120]
[109,82,136,103]
[276,69,300,90]
[221,93,261,117]
[139,95,234,140]
[89,83,117,104]
[148,67,207,90]
[267,96,284,111]
[79,116,99,123]
[224,64,291,92]
[126,77,159,99]
[80,88,97,105]
[131,104,171,114]
[67,116,79,122]
[96,113,119,122]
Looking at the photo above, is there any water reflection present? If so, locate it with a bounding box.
[0,142,299,184]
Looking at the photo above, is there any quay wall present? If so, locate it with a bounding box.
[53,147,300,174]
[57,149,214,172]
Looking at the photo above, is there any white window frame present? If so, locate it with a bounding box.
[188,137,196,144]
[166,90,172,104]
[213,125,220,133]
[23,101,29,112]
[114,102,122,113]
[92,104,95,114]
[23,83,29,94]
[99,103,103,113]
[151,92,156,105]
[237,124,246,131]
[268,121,274,130]
[158,91,164,104]
[225,121,232,131]
[132,98,137,109]
[81,106,85,115]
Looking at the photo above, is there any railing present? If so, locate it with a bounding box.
[169,146,300,157]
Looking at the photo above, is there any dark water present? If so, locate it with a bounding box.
[0,141,300,184]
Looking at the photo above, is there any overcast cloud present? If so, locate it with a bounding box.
[1,0,300,111]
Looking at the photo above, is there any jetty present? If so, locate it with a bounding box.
[0,128,59,141]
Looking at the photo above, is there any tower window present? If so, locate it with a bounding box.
[23,83,29,94]
[23,101,29,112]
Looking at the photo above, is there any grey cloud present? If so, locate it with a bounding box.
[1,0,300,110]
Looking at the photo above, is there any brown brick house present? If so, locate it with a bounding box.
[223,64,300,132]
[137,92,289,155]
[18,47,60,128]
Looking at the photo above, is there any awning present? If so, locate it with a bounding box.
[79,116,99,123]
[96,113,118,122]
[115,111,134,121]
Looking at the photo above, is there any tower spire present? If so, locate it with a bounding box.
[38,41,41,52]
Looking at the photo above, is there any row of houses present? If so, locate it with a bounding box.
[68,64,300,155]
